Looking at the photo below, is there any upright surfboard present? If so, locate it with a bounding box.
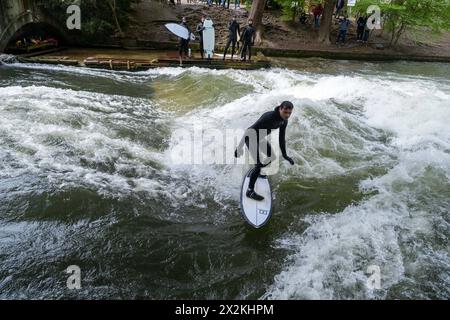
[202,19,215,59]
[240,168,273,228]
[165,23,190,40]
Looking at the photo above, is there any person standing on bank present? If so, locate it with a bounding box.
[240,19,256,62]
[336,17,350,45]
[363,18,371,44]
[196,16,206,59]
[179,17,192,66]
[223,16,240,60]
[313,3,324,28]
[357,15,367,42]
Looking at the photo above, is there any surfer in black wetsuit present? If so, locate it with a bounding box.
[196,16,205,59]
[235,101,295,201]
[223,17,240,60]
[179,17,192,66]
[240,19,256,62]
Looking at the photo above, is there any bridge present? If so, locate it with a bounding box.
[0,0,68,53]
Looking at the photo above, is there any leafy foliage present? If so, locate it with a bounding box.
[354,0,450,46]
[274,0,324,22]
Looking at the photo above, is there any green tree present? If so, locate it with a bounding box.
[354,0,450,46]
[275,0,325,22]
[317,0,335,43]
[275,0,305,22]
[249,0,266,44]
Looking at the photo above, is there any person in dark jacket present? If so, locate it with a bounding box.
[357,16,367,42]
[235,101,295,201]
[223,16,240,60]
[196,16,206,59]
[179,17,192,66]
[240,19,256,62]
[336,17,350,45]
[363,18,371,43]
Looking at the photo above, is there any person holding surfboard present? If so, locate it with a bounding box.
[223,17,240,61]
[196,16,206,59]
[240,19,256,62]
[202,18,215,59]
[234,101,295,201]
[178,17,192,66]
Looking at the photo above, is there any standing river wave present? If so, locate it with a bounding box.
[0,58,449,299]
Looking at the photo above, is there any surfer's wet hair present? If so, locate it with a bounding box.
[280,101,294,110]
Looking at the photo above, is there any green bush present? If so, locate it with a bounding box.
[354,0,450,46]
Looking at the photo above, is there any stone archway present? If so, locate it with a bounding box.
[4,21,67,53]
[0,0,69,53]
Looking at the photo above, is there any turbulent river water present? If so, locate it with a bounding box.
[0,56,449,299]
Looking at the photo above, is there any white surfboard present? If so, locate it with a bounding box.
[240,168,273,228]
[202,19,215,59]
[165,23,190,40]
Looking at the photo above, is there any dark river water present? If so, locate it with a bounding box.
[0,56,449,299]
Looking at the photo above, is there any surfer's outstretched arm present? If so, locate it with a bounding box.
[279,120,287,157]
[279,121,294,165]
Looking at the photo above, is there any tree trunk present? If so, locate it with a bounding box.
[379,16,387,37]
[389,20,400,46]
[249,0,265,44]
[107,0,123,36]
[393,23,406,46]
[317,0,335,44]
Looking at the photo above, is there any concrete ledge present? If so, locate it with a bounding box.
[256,47,450,63]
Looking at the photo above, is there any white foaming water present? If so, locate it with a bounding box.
[260,70,450,299]
[162,66,449,298]
[165,68,395,199]
[0,85,174,201]
[2,62,193,86]
[0,54,17,64]
[1,63,449,298]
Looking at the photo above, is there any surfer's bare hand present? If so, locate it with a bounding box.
[234,147,243,158]
[284,155,294,165]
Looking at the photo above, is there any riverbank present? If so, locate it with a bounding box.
[118,1,450,63]
[16,47,271,70]
[8,2,450,67]
[15,43,450,71]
